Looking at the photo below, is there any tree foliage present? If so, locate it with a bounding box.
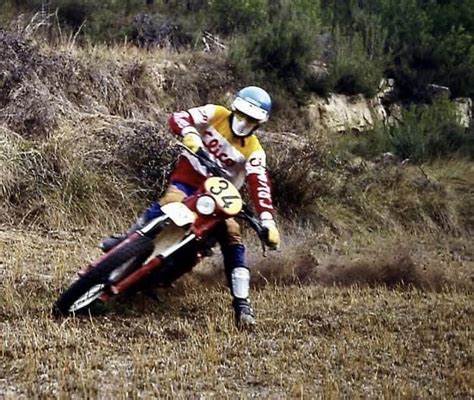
[229,0,321,95]
[1,0,473,99]
[207,0,267,35]
[319,0,474,98]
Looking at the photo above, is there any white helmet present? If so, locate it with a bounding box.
[230,86,272,137]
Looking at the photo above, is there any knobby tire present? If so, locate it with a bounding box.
[53,236,154,316]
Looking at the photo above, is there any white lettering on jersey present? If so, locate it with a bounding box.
[202,132,236,167]
[247,151,273,210]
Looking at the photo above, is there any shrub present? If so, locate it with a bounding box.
[130,13,193,49]
[55,0,98,31]
[112,122,179,198]
[327,25,386,97]
[348,97,474,162]
[264,137,335,215]
[230,0,320,94]
[208,0,267,35]
[431,26,474,99]
[379,0,474,100]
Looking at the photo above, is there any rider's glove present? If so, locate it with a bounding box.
[261,218,280,249]
[182,131,203,153]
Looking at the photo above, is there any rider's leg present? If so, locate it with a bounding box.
[221,219,256,327]
[100,183,190,252]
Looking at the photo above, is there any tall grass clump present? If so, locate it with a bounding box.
[426,161,474,234]
[0,127,139,230]
[349,97,474,162]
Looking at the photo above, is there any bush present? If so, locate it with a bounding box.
[379,0,474,100]
[129,13,193,49]
[113,122,179,197]
[431,26,474,99]
[56,0,98,31]
[208,0,267,35]
[348,97,474,163]
[327,25,386,97]
[230,0,320,94]
[265,138,335,215]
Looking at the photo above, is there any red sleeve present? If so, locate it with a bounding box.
[246,172,275,217]
[168,111,197,137]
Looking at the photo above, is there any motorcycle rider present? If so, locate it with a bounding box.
[103,86,280,327]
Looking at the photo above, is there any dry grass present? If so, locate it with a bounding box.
[0,27,472,399]
[0,29,235,231]
[0,124,140,232]
[1,227,472,399]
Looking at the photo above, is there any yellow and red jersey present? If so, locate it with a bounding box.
[168,104,275,218]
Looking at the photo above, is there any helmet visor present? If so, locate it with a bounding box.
[233,97,269,123]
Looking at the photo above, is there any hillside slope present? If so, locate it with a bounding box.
[0,29,472,398]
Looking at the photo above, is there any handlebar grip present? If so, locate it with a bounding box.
[195,148,230,178]
[196,148,210,160]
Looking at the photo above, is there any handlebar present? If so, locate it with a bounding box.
[177,142,273,255]
[238,204,272,256]
[177,142,232,180]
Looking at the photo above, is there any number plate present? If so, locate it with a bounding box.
[204,177,243,216]
[161,202,196,227]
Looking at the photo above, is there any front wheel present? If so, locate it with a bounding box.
[53,236,154,316]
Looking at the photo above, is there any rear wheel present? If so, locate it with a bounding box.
[53,236,154,316]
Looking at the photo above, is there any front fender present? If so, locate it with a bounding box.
[161,202,196,227]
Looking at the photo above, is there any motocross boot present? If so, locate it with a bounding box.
[98,218,144,252]
[233,297,256,328]
[222,244,256,327]
[99,234,127,252]
[99,202,163,252]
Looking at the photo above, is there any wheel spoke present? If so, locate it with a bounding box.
[69,284,105,312]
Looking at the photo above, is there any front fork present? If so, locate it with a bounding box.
[109,216,223,296]
[107,232,197,296]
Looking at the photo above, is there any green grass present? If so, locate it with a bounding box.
[344,98,474,163]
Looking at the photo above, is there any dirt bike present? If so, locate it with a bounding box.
[52,143,271,316]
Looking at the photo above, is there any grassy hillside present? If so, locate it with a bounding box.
[0,28,473,398]
[1,28,472,235]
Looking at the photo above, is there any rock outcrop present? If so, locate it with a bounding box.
[307,93,386,134]
[454,97,473,128]
[307,80,472,133]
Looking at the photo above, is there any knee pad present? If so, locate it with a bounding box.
[230,266,250,299]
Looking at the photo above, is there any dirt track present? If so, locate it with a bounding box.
[1,228,472,398]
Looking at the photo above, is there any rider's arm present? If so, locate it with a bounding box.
[245,149,275,220]
[168,104,217,137]
[169,105,220,152]
[246,149,280,248]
